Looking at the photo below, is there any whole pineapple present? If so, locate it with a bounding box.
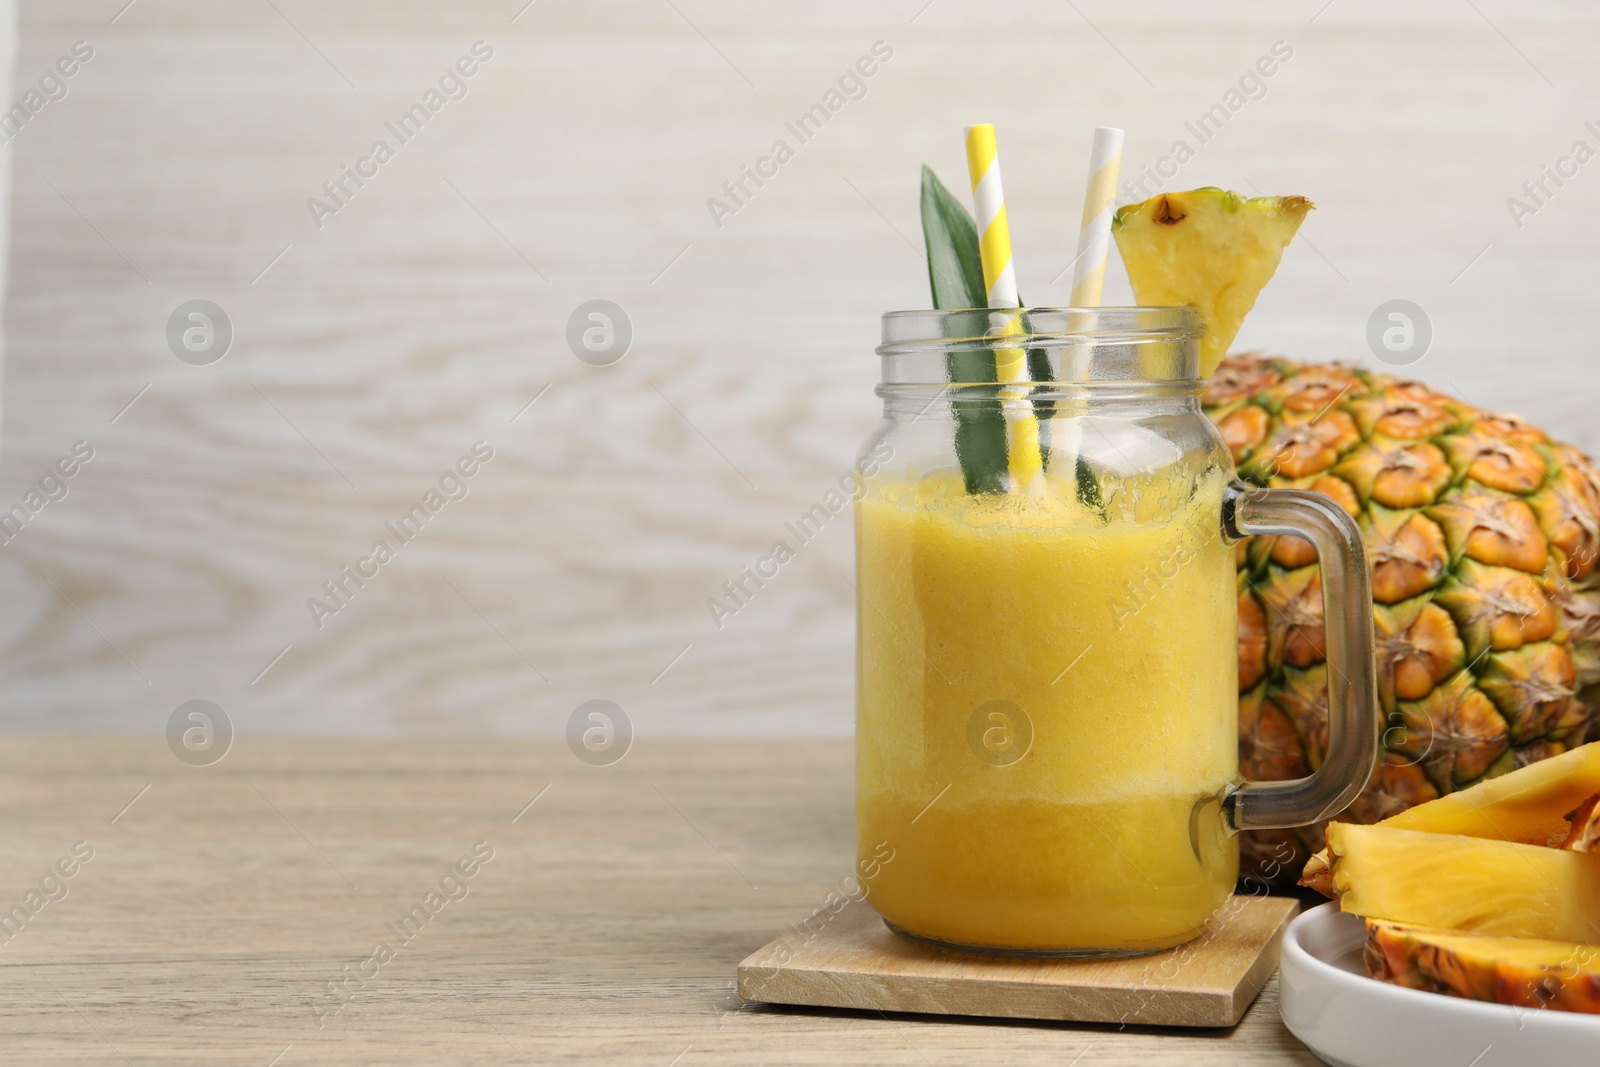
[1206,355,1600,883]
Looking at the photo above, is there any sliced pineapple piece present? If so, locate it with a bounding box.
[1328,823,1600,944]
[1302,741,1600,894]
[1366,921,1600,1014]
[1112,189,1312,376]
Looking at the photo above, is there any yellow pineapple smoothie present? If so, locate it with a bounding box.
[855,463,1239,954]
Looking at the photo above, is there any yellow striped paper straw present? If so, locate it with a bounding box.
[1070,127,1124,307]
[964,123,1042,489]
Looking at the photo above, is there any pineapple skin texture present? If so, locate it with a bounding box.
[1205,356,1600,886]
[1365,921,1600,1014]
[1561,793,1600,851]
[1113,190,1311,376]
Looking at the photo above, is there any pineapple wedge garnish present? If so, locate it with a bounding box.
[1328,824,1600,944]
[1366,921,1600,1014]
[1302,742,1600,895]
[1112,189,1312,376]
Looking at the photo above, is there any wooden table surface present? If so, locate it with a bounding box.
[0,737,1319,1065]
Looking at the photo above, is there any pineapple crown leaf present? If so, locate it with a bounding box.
[918,164,987,311]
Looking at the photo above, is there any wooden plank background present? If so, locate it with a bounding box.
[1,0,1597,734]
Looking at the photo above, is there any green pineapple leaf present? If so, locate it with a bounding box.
[920,164,1007,494]
[1075,455,1105,516]
[920,164,987,309]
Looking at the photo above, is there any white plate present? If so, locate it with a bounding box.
[1279,902,1599,1066]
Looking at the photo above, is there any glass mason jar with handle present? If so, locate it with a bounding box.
[854,306,1379,956]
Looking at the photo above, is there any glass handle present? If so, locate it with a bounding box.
[1220,481,1380,832]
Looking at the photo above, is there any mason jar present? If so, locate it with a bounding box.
[853,306,1379,956]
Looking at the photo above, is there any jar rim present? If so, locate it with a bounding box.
[881,305,1198,344]
[877,306,1202,384]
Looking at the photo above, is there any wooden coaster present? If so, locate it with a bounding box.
[737,894,1298,1028]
